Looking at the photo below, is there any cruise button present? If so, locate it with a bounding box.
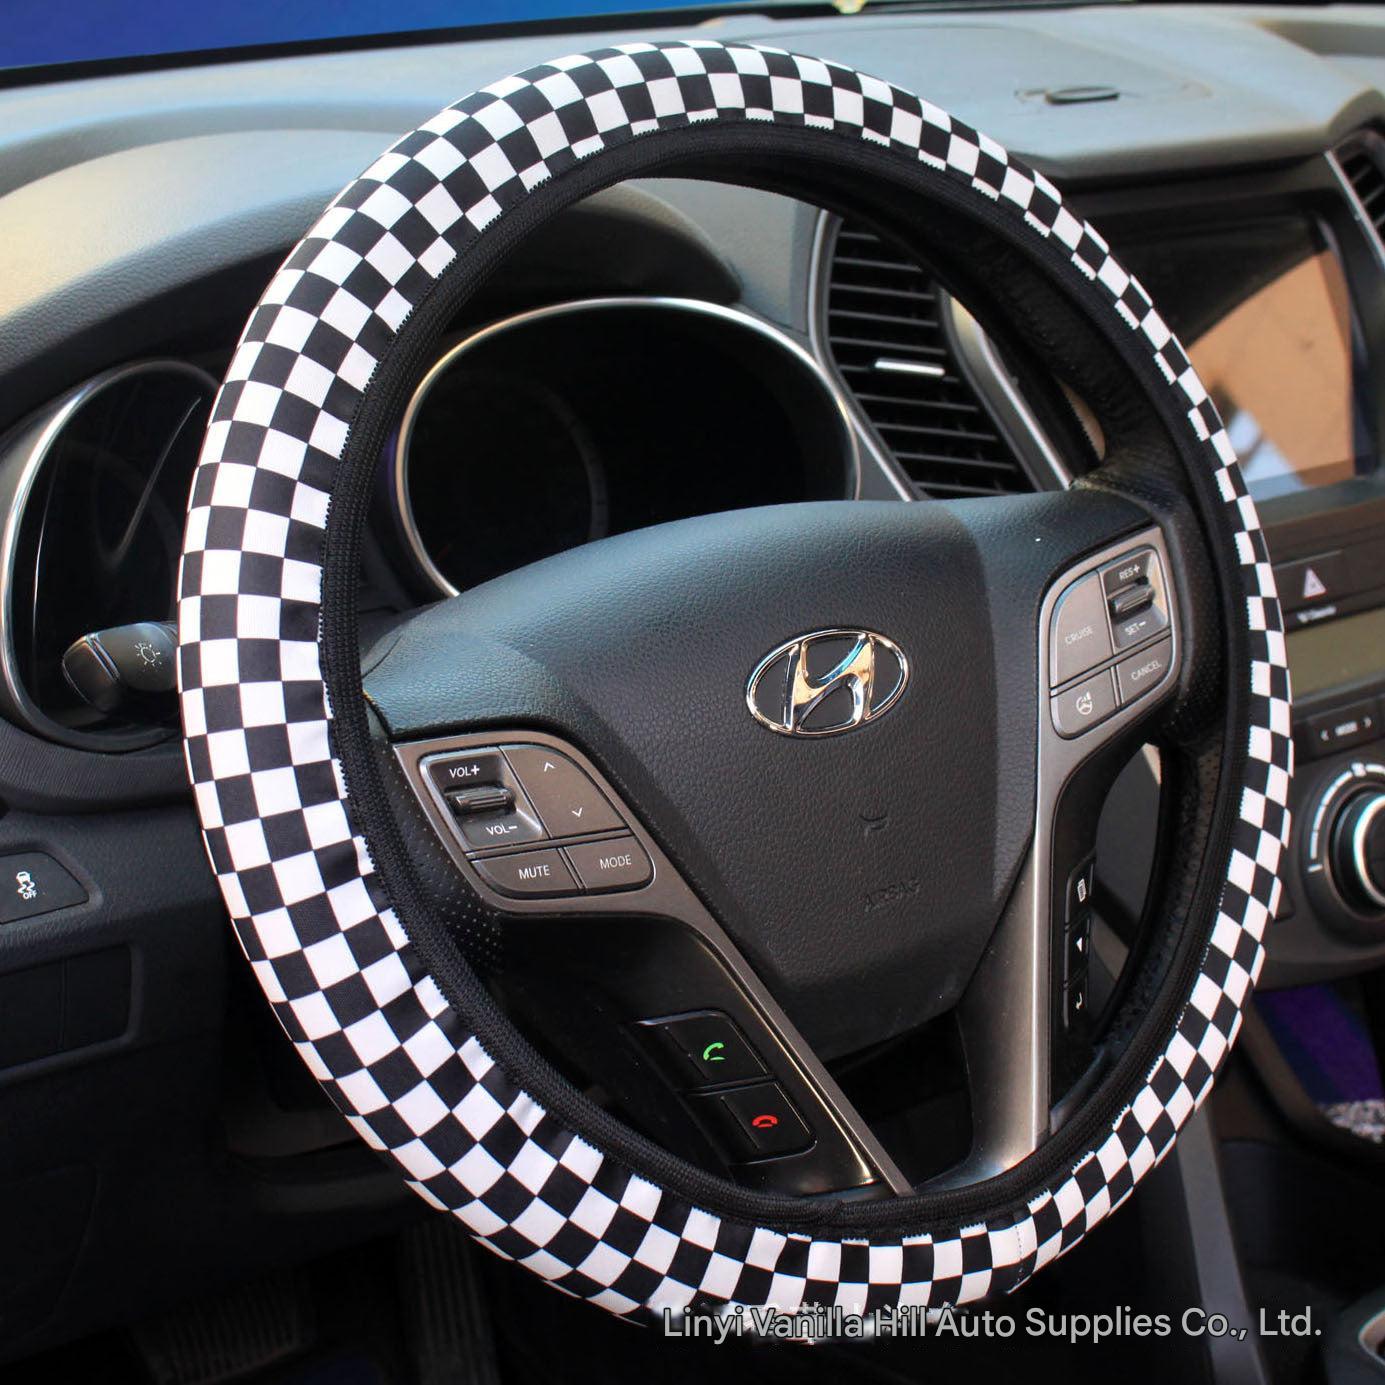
[1051,670,1117,738]
[1050,573,1114,686]
[1108,583,1153,619]
[472,848,577,898]
[503,745,624,838]
[565,836,652,892]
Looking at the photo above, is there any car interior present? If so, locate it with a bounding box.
[2,4,1385,1383]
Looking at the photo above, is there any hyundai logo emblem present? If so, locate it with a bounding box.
[745,629,909,737]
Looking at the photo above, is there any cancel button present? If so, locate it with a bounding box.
[566,836,653,893]
[1115,636,1173,706]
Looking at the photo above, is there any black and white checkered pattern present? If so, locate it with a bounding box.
[178,40,1293,1321]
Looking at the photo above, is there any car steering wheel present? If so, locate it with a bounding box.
[179,40,1292,1322]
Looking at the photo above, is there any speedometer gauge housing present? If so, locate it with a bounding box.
[0,361,215,748]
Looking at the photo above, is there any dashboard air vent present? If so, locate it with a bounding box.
[822,219,1032,498]
[1336,131,1385,240]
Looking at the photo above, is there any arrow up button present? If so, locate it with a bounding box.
[502,744,625,839]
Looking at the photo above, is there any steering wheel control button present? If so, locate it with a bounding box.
[444,784,514,816]
[503,745,624,838]
[1050,573,1113,686]
[1108,583,1153,620]
[0,853,87,925]
[692,1082,813,1161]
[1063,974,1090,1030]
[1064,916,1091,983]
[1100,549,1154,595]
[1066,857,1096,922]
[1102,548,1171,651]
[426,750,507,795]
[1111,601,1168,652]
[1051,670,1117,738]
[565,836,652,893]
[1115,637,1173,705]
[471,848,576,898]
[641,1011,766,1088]
[455,803,546,851]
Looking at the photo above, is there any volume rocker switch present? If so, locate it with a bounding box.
[445,785,513,816]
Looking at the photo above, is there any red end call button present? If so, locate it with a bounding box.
[691,1081,813,1161]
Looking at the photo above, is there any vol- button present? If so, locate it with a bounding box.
[455,805,545,851]
[503,745,624,837]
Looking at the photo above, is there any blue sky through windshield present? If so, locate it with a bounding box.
[4,0,710,74]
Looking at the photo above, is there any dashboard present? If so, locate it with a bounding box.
[3,1,1385,1362]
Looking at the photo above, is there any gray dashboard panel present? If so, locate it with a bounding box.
[3,3,1385,430]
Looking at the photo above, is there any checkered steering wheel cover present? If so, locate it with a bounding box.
[179,39,1293,1321]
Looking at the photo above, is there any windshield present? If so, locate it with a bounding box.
[4,0,729,77]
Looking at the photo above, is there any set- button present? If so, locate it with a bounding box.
[424,743,653,900]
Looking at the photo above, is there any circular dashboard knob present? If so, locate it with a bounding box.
[1329,789,1385,915]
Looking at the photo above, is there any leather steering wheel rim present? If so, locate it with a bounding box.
[179,39,1293,1322]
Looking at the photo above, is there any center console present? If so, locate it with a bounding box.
[1078,156,1385,985]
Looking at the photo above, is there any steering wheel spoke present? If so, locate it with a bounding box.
[375,498,1183,1198]
[943,520,1183,1185]
[394,728,911,1197]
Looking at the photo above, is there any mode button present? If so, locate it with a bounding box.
[565,836,652,892]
